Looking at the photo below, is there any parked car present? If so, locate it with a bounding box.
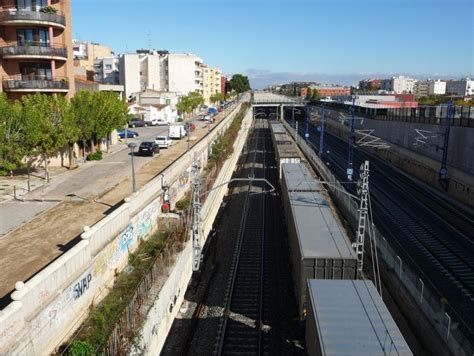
[199,114,213,123]
[186,123,196,132]
[155,135,173,148]
[128,119,147,128]
[117,129,139,139]
[169,125,187,139]
[138,141,160,156]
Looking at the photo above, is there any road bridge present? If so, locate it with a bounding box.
[253,92,306,121]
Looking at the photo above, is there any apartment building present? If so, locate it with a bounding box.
[446,78,474,97]
[167,52,203,96]
[414,79,446,96]
[119,50,204,100]
[0,0,75,100]
[119,50,169,99]
[380,76,417,94]
[73,40,112,71]
[202,65,221,104]
[93,56,119,84]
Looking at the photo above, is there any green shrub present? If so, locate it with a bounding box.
[86,151,103,161]
[175,194,191,211]
[67,340,94,356]
[39,6,58,14]
[0,160,16,176]
[177,117,183,122]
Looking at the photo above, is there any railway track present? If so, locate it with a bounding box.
[216,119,269,355]
[290,116,474,337]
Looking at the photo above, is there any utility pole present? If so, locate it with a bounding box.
[292,106,295,128]
[347,96,356,181]
[355,160,370,278]
[305,106,310,141]
[191,154,202,271]
[439,99,453,190]
[319,105,325,158]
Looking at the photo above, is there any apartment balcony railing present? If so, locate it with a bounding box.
[3,75,69,92]
[0,8,66,29]
[1,42,68,60]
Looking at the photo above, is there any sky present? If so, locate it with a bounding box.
[72,0,474,88]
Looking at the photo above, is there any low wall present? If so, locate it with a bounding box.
[0,100,248,355]
[282,120,473,356]
[137,109,254,355]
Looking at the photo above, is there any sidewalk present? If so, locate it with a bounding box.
[0,104,241,301]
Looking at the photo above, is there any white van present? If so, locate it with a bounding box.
[169,124,187,139]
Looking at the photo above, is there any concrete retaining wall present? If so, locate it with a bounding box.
[137,109,254,355]
[323,118,474,207]
[0,100,248,355]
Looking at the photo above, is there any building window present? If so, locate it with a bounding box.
[105,64,112,70]
[16,0,48,11]
[19,62,52,80]
[17,28,50,46]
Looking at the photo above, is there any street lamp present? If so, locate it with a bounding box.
[128,142,137,192]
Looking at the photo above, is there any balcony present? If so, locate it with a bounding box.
[3,75,69,93]
[1,43,68,61]
[0,8,66,29]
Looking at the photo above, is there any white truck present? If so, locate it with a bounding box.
[169,124,187,139]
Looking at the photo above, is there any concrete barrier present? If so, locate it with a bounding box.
[0,99,249,355]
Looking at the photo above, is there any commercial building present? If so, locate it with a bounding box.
[0,0,75,100]
[446,78,474,97]
[414,79,446,96]
[93,56,119,84]
[380,76,417,94]
[358,78,381,91]
[73,40,112,71]
[202,65,222,104]
[301,85,350,98]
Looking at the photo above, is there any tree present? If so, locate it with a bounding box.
[22,94,68,181]
[210,92,224,104]
[306,88,313,100]
[0,93,24,174]
[312,89,322,101]
[229,74,251,93]
[177,91,204,118]
[91,91,128,152]
[71,90,96,157]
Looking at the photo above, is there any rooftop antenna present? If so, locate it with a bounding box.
[147,30,152,50]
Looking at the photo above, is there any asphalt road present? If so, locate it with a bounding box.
[0,116,207,236]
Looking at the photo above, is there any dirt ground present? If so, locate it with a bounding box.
[0,112,234,303]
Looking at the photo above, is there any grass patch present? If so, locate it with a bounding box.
[208,102,250,170]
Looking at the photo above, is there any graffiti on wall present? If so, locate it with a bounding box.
[119,224,135,252]
[27,268,93,340]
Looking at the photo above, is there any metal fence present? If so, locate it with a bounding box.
[312,101,474,127]
[282,120,474,356]
[104,154,226,355]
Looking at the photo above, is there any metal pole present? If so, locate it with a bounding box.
[130,148,136,192]
[319,105,325,158]
[305,106,309,141]
[347,96,356,181]
[292,106,295,128]
[439,99,452,188]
